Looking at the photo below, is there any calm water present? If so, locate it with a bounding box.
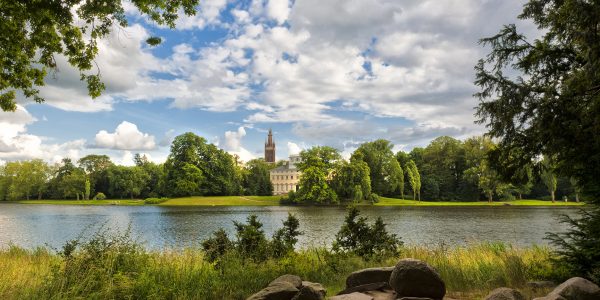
[0,204,581,250]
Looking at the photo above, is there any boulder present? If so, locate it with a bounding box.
[527,281,556,290]
[328,292,374,300]
[397,297,434,300]
[363,289,396,300]
[271,274,303,289]
[246,274,303,300]
[545,277,600,300]
[388,258,446,300]
[484,288,526,300]
[532,295,567,300]
[291,281,326,300]
[246,281,299,300]
[346,267,395,288]
[338,282,391,295]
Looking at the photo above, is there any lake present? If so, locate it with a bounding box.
[0,204,581,250]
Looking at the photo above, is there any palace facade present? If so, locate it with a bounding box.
[270,155,302,195]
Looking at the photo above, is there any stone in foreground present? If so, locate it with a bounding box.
[389,258,446,300]
[291,281,326,300]
[484,287,526,300]
[540,277,600,300]
[246,274,302,300]
[346,267,395,288]
[329,292,374,300]
[338,282,391,295]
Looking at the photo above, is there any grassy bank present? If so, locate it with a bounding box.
[0,241,563,300]
[12,196,585,207]
[375,197,586,207]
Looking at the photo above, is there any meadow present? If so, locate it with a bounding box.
[14,196,585,207]
[0,240,564,300]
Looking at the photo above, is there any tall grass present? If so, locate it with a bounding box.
[0,239,564,299]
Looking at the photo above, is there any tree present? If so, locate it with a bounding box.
[294,146,341,204]
[84,178,90,200]
[405,160,420,201]
[331,155,371,202]
[1,160,51,200]
[164,132,239,197]
[108,166,149,199]
[0,0,200,111]
[540,158,558,203]
[352,140,403,196]
[475,0,600,281]
[78,154,113,196]
[570,177,581,203]
[463,136,505,202]
[242,159,273,196]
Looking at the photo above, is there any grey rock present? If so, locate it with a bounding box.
[389,258,446,300]
[527,281,556,290]
[291,281,326,300]
[532,295,567,300]
[271,274,303,289]
[484,288,526,300]
[328,292,374,300]
[338,282,391,295]
[363,289,396,300]
[246,281,299,300]
[346,267,395,288]
[398,298,434,300]
[546,277,600,300]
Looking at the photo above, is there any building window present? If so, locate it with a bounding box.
[290,176,293,179]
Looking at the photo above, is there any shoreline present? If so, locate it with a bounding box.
[4,196,586,207]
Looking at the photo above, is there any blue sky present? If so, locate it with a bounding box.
[0,0,537,165]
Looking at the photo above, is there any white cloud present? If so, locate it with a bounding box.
[94,121,156,150]
[286,142,301,155]
[267,0,290,24]
[222,126,255,162]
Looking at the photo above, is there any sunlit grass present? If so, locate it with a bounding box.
[0,242,564,299]
[16,199,145,206]
[159,195,282,206]
[375,197,586,206]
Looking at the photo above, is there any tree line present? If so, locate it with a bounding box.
[0,133,577,203]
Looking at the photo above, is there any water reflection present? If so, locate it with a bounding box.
[0,204,580,250]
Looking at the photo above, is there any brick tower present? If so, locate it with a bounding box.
[264,129,276,163]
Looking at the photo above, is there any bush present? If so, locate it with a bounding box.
[201,229,233,263]
[271,213,302,257]
[144,197,168,204]
[93,192,106,200]
[369,193,380,203]
[333,207,402,259]
[233,215,270,261]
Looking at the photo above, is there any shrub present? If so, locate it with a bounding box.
[233,215,270,261]
[369,193,380,203]
[93,192,106,200]
[144,197,168,204]
[201,229,233,263]
[333,207,402,259]
[271,213,302,257]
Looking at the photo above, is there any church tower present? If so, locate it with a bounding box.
[264,129,276,163]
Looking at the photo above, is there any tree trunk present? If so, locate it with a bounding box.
[418,192,421,201]
[488,192,493,203]
[551,191,555,203]
[76,193,80,200]
[26,193,29,200]
[38,191,42,200]
[518,193,522,200]
[575,193,580,202]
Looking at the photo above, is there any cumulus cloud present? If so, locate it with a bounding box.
[94,121,156,150]
[222,127,255,162]
[287,142,302,155]
[0,106,86,162]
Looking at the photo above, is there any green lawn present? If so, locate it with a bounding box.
[375,197,586,206]
[12,196,585,207]
[16,199,145,206]
[158,195,282,206]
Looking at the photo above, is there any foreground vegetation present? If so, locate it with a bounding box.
[0,241,563,300]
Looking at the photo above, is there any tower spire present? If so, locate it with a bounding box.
[264,128,276,163]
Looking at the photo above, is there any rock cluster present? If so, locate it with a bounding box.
[246,274,326,300]
[331,258,446,300]
[246,261,600,300]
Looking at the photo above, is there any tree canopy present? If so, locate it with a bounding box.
[0,0,199,111]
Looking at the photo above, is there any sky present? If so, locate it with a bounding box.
[0,0,538,166]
